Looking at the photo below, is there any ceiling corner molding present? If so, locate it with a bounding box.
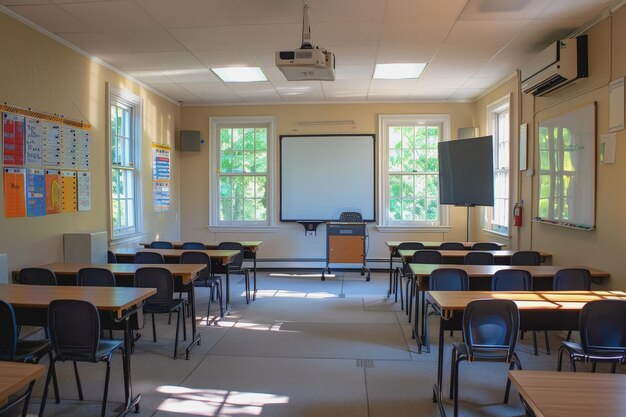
[474,72,518,102]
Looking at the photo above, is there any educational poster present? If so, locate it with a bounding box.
[77,171,91,211]
[152,144,171,212]
[61,170,77,212]
[75,130,90,171]
[26,168,45,217]
[42,122,61,167]
[44,169,62,214]
[24,118,43,167]
[3,113,25,166]
[4,167,26,218]
[60,126,77,169]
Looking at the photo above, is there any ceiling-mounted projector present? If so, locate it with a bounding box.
[276,1,335,81]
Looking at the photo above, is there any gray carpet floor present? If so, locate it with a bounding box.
[23,270,608,417]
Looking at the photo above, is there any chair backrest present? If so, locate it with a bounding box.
[0,380,34,417]
[510,250,541,266]
[182,242,206,249]
[77,268,116,287]
[430,268,469,291]
[134,251,165,264]
[491,269,532,291]
[411,250,443,265]
[135,267,175,308]
[397,242,425,251]
[0,300,18,361]
[48,299,100,362]
[464,252,494,265]
[439,242,466,250]
[180,251,211,278]
[471,242,501,251]
[579,300,626,356]
[339,211,362,222]
[107,250,117,263]
[150,241,174,249]
[462,299,520,361]
[19,268,57,285]
[217,242,244,269]
[553,268,591,290]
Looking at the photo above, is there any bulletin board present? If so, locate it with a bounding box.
[2,104,91,218]
[534,103,596,230]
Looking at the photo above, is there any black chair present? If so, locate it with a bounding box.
[182,242,206,249]
[0,300,59,408]
[405,250,443,323]
[214,242,251,303]
[0,379,36,417]
[557,299,626,373]
[19,268,57,285]
[439,242,466,250]
[464,251,494,265]
[150,241,174,249]
[180,251,224,323]
[39,300,124,417]
[134,251,165,264]
[423,268,469,353]
[135,267,187,358]
[393,242,425,307]
[339,211,362,222]
[107,250,117,263]
[449,299,522,417]
[510,250,541,266]
[77,268,116,287]
[491,269,532,292]
[471,242,501,250]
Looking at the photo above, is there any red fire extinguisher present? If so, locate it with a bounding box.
[513,202,522,227]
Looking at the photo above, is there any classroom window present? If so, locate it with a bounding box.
[209,117,276,230]
[109,88,142,239]
[378,115,450,230]
[485,96,510,235]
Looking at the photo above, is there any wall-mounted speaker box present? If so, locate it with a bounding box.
[180,130,201,151]
[458,127,479,139]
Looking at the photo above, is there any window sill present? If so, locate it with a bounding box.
[482,228,511,240]
[375,225,452,233]
[208,225,280,233]
[110,232,147,246]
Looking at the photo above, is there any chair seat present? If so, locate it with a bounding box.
[14,339,53,361]
[453,342,512,362]
[143,298,186,314]
[96,339,124,359]
[561,340,626,362]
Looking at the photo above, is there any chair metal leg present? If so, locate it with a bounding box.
[453,356,461,417]
[557,346,565,371]
[73,361,84,401]
[611,362,617,373]
[39,359,55,417]
[532,331,539,356]
[207,285,213,324]
[449,347,457,400]
[566,330,573,341]
[218,281,224,317]
[407,280,413,323]
[592,362,597,373]
[505,355,521,404]
[253,268,257,301]
[46,351,60,403]
[182,306,187,341]
[173,309,181,359]
[151,313,157,342]
[544,331,551,355]
[101,358,112,417]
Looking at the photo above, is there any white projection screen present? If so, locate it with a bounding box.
[280,135,376,221]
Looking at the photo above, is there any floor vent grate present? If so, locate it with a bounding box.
[356,359,374,368]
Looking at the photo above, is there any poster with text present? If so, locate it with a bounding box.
[77,171,91,211]
[42,122,61,167]
[3,113,25,166]
[25,118,43,167]
[61,170,77,212]
[75,130,90,171]
[27,168,45,217]
[60,126,77,169]
[152,144,171,212]
[153,180,170,212]
[44,169,62,214]
[4,167,26,217]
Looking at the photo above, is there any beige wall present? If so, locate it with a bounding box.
[0,11,181,271]
[180,103,474,261]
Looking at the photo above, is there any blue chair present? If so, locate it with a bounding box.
[471,242,501,251]
[464,251,494,265]
[406,250,444,323]
[107,250,117,263]
[450,299,522,417]
[180,251,224,323]
[182,242,206,249]
[558,299,626,373]
[510,251,541,266]
[39,300,124,417]
[19,268,56,285]
[150,241,174,249]
[77,268,116,287]
[491,269,532,292]
[439,242,466,250]
[394,242,425,308]
[134,251,165,264]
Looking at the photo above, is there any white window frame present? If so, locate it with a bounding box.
[108,85,143,241]
[208,116,278,232]
[484,95,511,236]
[377,114,451,232]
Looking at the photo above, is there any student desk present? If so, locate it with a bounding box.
[409,264,610,353]
[508,370,626,417]
[110,248,240,308]
[0,362,45,405]
[0,283,155,416]
[426,290,626,417]
[397,249,552,264]
[384,241,506,296]
[40,262,206,359]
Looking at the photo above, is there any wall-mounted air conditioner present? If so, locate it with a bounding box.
[520,35,588,96]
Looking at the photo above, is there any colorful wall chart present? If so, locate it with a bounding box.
[44,170,62,214]
[4,167,26,218]
[27,168,45,217]
[152,143,171,212]
[3,113,25,166]
[61,171,77,212]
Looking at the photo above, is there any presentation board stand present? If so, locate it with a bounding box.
[322,222,370,281]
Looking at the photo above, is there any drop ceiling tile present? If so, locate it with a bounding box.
[314,22,382,47]
[450,88,488,99]
[9,4,92,32]
[57,32,127,54]
[227,81,273,93]
[323,47,377,65]
[385,0,468,21]
[376,45,439,64]
[421,59,485,78]
[435,42,506,62]
[237,24,302,49]
[220,0,301,25]
[462,76,503,89]
[367,90,411,100]
[60,0,161,31]
[160,68,219,83]
[127,70,173,84]
[410,79,461,95]
[2,0,51,5]
[538,0,613,20]
[194,49,260,68]
[273,81,324,100]
[260,66,287,82]
[133,51,206,70]
[104,29,186,53]
[324,90,368,101]
[369,79,419,92]
[97,53,157,71]
[379,20,454,48]
[251,48,282,67]
[511,18,587,44]
[169,26,248,51]
[308,0,386,21]
[445,19,530,47]
[181,82,240,102]
[134,0,234,28]
[459,0,551,20]
[334,65,374,80]
[153,83,201,102]
[50,0,103,3]
[323,80,371,100]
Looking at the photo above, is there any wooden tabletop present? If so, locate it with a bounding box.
[112,248,239,264]
[0,362,46,404]
[0,283,156,318]
[426,290,626,319]
[138,241,263,251]
[386,241,506,250]
[509,370,626,417]
[398,249,551,261]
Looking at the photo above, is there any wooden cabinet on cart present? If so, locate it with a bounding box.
[323,222,370,281]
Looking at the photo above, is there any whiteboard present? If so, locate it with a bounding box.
[280,135,375,221]
[536,104,595,229]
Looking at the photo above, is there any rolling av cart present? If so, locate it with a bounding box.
[322,222,370,281]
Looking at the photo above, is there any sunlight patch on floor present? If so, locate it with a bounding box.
[255,289,338,299]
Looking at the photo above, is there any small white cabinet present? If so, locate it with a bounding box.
[63,231,108,263]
